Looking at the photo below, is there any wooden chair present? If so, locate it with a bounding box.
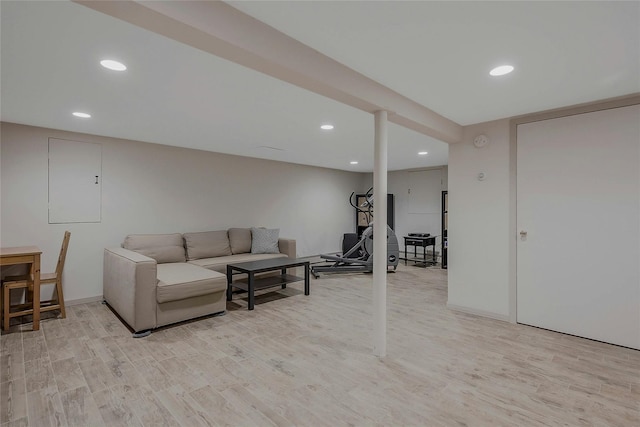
[2,231,70,330]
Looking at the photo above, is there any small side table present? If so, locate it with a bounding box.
[402,236,437,267]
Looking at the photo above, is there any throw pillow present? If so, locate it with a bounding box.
[123,233,186,263]
[228,228,252,254]
[250,227,280,254]
[183,230,231,260]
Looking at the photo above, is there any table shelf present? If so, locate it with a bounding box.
[230,274,304,292]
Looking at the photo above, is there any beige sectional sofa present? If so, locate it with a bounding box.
[103,228,295,336]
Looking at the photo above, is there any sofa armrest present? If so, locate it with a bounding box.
[278,238,296,258]
[103,247,158,332]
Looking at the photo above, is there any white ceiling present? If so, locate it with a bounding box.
[231,1,640,125]
[2,1,638,172]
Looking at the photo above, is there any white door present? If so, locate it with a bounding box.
[517,105,640,349]
[49,138,102,223]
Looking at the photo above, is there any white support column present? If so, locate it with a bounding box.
[373,110,388,357]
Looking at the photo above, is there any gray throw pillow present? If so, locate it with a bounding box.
[250,227,280,254]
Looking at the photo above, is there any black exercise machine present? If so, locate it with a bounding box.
[311,188,400,278]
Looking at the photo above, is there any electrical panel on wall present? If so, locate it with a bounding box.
[408,169,442,214]
[48,138,102,224]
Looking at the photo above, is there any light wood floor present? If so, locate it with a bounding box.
[1,264,639,426]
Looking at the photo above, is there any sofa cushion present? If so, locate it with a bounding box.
[251,227,280,254]
[123,233,186,263]
[189,253,286,273]
[183,230,231,260]
[156,263,227,303]
[228,228,251,254]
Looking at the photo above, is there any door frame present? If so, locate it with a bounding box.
[507,93,640,324]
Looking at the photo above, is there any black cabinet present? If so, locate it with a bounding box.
[442,191,448,269]
[356,193,394,237]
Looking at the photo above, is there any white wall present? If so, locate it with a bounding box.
[0,122,362,302]
[361,167,447,248]
[447,119,511,319]
[388,168,447,246]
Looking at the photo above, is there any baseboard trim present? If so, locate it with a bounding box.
[446,303,510,322]
[65,295,104,306]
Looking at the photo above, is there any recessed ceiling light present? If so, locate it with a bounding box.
[320,124,334,130]
[418,151,428,155]
[350,161,358,165]
[72,112,91,118]
[100,59,127,71]
[489,65,514,76]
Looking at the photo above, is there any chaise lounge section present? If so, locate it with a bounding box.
[103,228,295,336]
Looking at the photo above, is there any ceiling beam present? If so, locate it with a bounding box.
[75,0,462,144]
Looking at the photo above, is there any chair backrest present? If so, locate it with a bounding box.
[55,231,71,277]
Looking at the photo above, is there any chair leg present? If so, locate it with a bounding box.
[54,279,66,319]
[3,285,10,332]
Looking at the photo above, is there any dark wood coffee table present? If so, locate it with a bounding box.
[226,258,310,310]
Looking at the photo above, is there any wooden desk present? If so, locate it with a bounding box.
[1,246,42,331]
